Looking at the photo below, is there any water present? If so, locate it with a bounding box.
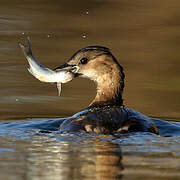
[0,0,180,179]
[0,120,180,180]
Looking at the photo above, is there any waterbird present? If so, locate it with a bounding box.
[19,37,180,135]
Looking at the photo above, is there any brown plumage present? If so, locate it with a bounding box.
[54,46,158,134]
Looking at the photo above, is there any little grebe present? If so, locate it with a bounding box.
[53,46,159,134]
[19,39,180,136]
[20,40,180,135]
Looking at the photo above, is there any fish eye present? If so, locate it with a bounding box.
[80,58,88,65]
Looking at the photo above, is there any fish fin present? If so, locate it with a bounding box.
[57,83,62,96]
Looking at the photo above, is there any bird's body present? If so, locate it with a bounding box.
[59,106,158,134]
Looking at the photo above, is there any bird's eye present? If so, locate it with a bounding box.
[80,58,88,64]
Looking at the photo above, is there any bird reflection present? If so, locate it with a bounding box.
[94,139,123,180]
[26,136,123,180]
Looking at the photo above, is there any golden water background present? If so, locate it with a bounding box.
[0,0,180,120]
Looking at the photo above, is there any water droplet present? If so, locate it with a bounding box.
[82,34,87,39]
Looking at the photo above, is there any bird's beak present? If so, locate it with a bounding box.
[54,63,80,75]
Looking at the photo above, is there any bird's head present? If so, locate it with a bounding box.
[55,46,125,107]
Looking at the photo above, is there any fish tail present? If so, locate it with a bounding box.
[18,36,33,57]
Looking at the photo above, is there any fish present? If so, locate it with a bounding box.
[18,37,74,96]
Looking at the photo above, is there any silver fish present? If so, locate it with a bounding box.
[18,37,74,96]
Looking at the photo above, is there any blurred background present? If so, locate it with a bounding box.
[0,1,180,180]
[0,0,180,120]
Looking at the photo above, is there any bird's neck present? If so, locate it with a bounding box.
[89,64,124,108]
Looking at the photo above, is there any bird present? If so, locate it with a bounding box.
[53,46,159,134]
[19,39,180,136]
